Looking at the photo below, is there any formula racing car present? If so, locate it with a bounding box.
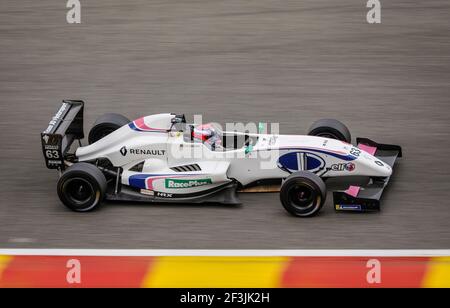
[41,100,402,217]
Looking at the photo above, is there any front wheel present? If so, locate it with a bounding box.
[308,119,351,143]
[57,163,107,212]
[280,171,327,217]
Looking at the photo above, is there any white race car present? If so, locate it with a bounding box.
[41,100,402,217]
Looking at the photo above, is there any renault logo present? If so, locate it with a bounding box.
[120,146,128,156]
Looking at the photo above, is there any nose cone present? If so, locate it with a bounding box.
[357,154,392,177]
[377,162,392,177]
[368,158,392,177]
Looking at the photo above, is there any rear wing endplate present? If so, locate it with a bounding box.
[41,100,84,169]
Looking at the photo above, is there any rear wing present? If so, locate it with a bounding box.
[41,100,84,169]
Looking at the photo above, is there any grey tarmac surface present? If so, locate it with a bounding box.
[0,0,449,249]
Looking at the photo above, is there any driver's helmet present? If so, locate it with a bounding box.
[192,123,221,148]
[193,123,216,142]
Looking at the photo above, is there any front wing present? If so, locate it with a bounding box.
[333,138,402,212]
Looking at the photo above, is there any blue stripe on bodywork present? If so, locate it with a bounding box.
[128,122,139,131]
[279,147,356,161]
[128,174,150,189]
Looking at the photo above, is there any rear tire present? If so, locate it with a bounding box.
[57,163,107,212]
[280,171,327,217]
[308,119,351,143]
[88,113,130,144]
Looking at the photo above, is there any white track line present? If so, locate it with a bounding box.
[0,249,449,257]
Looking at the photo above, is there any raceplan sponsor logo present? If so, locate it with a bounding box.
[120,146,166,157]
[165,178,212,189]
[331,162,356,172]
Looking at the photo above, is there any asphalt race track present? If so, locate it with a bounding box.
[0,0,449,249]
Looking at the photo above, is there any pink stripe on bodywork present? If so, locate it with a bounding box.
[134,117,167,131]
[345,186,361,197]
[358,143,377,156]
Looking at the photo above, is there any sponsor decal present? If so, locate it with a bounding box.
[156,192,173,198]
[130,149,166,156]
[336,204,362,211]
[120,146,128,156]
[165,178,212,189]
[120,146,165,157]
[277,151,325,173]
[47,160,62,165]
[140,189,154,196]
[129,174,208,190]
[331,162,356,172]
[42,134,61,151]
[43,103,69,134]
[375,160,384,166]
[42,133,62,166]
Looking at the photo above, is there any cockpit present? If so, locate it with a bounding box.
[169,115,258,151]
[173,122,257,151]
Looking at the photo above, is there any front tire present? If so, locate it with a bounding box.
[88,113,131,145]
[308,119,351,143]
[280,171,327,217]
[57,163,107,212]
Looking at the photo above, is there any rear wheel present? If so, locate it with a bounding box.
[308,119,351,143]
[88,113,130,144]
[57,163,107,212]
[280,171,327,217]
